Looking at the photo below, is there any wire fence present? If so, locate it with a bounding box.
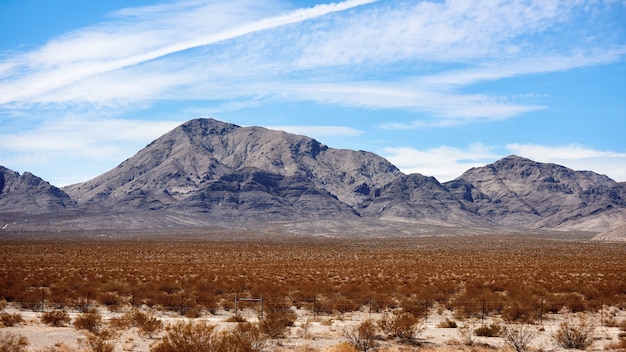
[5,292,618,327]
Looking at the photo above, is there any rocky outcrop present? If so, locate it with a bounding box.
[592,223,626,241]
[446,155,626,230]
[3,119,626,233]
[0,166,76,213]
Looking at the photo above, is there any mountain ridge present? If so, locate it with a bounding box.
[2,118,625,234]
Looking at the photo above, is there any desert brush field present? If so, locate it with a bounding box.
[1,232,626,351]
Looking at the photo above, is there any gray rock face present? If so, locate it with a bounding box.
[0,166,75,212]
[63,118,400,221]
[3,119,626,232]
[445,155,626,230]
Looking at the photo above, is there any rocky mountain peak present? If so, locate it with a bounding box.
[0,166,75,212]
[2,119,625,233]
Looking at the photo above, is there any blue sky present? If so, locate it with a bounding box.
[1,0,625,186]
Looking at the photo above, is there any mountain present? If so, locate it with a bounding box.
[62,118,402,222]
[0,166,75,213]
[592,223,626,241]
[2,118,625,233]
[446,155,626,230]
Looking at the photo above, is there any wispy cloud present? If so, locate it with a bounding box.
[0,0,376,106]
[1,0,623,121]
[0,117,185,185]
[382,144,500,181]
[383,143,626,182]
[266,125,364,138]
[506,143,626,181]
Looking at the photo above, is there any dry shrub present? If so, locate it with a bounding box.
[152,320,266,352]
[343,320,377,352]
[41,310,71,327]
[73,312,103,333]
[473,322,502,337]
[436,318,457,328]
[108,308,162,337]
[0,332,28,352]
[326,342,359,352]
[151,321,222,352]
[457,324,478,346]
[0,312,23,327]
[184,307,201,319]
[226,314,248,323]
[37,342,79,352]
[133,309,163,338]
[259,308,297,339]
[501,324,536,352]
[79,328,117,352]
[378,310,423,343]
[552,316,595,349]
[223,322,266,352]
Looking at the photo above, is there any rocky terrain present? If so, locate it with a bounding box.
[0,166,75,213]
[1,118,625,235]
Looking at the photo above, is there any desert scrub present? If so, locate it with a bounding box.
[378,310,424,343]
[0,312,23,327]
[437,318,457,328]
[552,316,595,349]
[473,322,502,337]
[343,320,377,352]
[502,324,536,352]
[41,310,71,327]
[73,312,103,333]
[0,332,28,352]
[260,307,297,339]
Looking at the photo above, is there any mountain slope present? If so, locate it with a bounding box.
[63,118,404,221]
[0,166,76,213]
[4,119,625,233]
[445,155,626,230]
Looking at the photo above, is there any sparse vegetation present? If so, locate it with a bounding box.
[343,320,377,351]
[1,234,625,351]
[0,332,28,352]
[41,310,71,327]
[552,316,595,349]
[0,312,23,327]
[474,322,502,337]
[501,324,536,352]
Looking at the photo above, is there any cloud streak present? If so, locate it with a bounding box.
[383,143,626,183]
[0,0,376,106]
[1,0,623,120]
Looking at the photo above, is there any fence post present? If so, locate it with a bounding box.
[369,298,372,320]
[235,293,239,318]
[539,298,543,325]
[481,299,485,325]
[600,301,604,327]
[260,295,264,320]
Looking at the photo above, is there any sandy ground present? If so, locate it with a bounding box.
[2,304,625,351]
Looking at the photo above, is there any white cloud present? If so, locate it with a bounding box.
[506,143,626,181]
[0,118,184,185]
[266,125,364,138]
[1,0,622,119]
[380,143,626,183]
[381,144,500,182]
[0,0,376,106]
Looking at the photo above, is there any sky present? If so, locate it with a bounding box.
[1,0,625,187]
